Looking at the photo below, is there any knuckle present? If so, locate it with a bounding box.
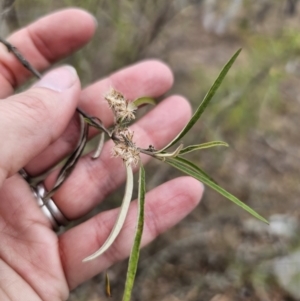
[8,90,55,140]
[16,91,50,124]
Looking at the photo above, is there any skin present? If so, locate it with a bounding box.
[0,8,204,301]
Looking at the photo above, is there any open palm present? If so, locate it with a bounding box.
[0,9,203,301]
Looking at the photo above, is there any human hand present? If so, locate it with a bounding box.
[0,9,204,301]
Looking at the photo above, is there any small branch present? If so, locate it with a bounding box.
[138,148,157,157]
[0,37,111,136]
[82,114,111,137]
[0,36,42,78]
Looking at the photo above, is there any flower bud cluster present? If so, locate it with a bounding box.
[111,128,140,166]
[105,88,136,122]
[106,88,140,166]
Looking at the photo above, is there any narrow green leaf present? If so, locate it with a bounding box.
[166,157,268,224]
[132,97,156,107]
[83,164,134,262]
[122,164,146,301]
[171,156,218,184]
[158,49,242,153]
[180,141,229,155]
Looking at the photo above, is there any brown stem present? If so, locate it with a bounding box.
[0,36,42,78]
[0,37,110,135]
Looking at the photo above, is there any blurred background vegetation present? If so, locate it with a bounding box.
[2,0,300,300]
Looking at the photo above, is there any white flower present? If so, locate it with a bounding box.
[105,88,136,122]
[111,128,140,166]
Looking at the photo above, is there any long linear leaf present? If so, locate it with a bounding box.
[83,164,134,261]
[180,141,229,155]
[92,132,105,159]
[122,164,146,301]
[158,49,242,153]
[166,157,268,224]
[44,115,88,200]
[172,156,218,184]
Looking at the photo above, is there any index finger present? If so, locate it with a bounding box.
[0,8,97,98]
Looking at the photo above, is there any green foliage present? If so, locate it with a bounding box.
[119,49,267,300]
[132,97,156,107]
[158,49,242,152]
[166,156,268,224]
[122,164,146,301]
[180,141,229,155]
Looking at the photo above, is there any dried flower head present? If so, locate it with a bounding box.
[105,88,136,122]
[112,128,140,166]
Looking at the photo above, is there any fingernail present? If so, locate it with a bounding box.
[34,66,78,92]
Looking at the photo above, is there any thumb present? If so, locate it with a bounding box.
[0,66,80,183]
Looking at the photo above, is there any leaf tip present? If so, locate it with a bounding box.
[82,256,93,263]
[263,218,270,225]
[82,249,106,262]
